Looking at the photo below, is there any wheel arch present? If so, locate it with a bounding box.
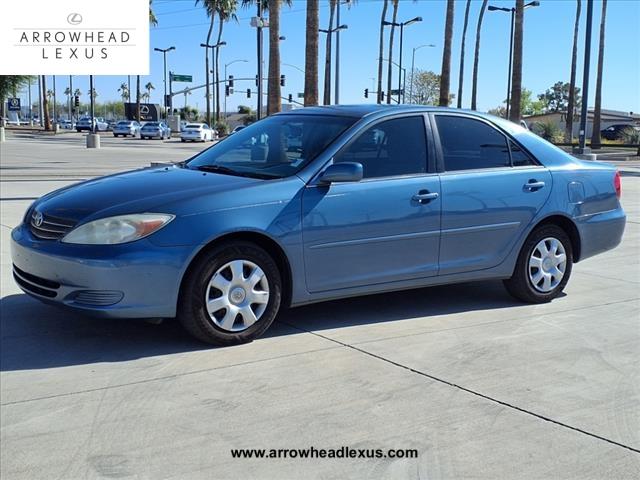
[531,214,581,262]
[178,231,293,309]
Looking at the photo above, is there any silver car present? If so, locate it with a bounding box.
[113,120,141,137]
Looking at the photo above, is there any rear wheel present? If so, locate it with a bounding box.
[178,242,282,345]
[504,225,573,303]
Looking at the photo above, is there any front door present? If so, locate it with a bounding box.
[302,115,441,293]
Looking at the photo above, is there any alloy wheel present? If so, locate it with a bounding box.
[528,237,567,293]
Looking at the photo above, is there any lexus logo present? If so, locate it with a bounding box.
[67,13,83,25]
[140,105,150,114]
[33,211,44,227]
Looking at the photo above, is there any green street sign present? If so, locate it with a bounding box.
[297,92,304,98]
[171,74,192,82]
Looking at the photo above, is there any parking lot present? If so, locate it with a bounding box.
[1,133,639,479]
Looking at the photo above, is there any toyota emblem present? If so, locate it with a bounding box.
[34,211,44,227]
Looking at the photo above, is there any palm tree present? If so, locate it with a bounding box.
[88,88,98,101]
[149,0,157,25]
[376,0,389,104]
[142,92,150,102]
[457,0,472,108]
[591,0,607,149]
[137,5,157,121]
[196,0,217,126]
[215,1,238,121]
[439,0,454,106]
[323,0,337,105]
[385,0,399,104]
[509,0,524,122]
[565,0,581,142]
[145,82,155,102]
[304,0,319,106]
[42,76,51,131]
[471,0,488,110]
[267,0,282,114]
[118,82,130,102]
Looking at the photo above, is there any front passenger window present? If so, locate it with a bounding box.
[335,116,427,178]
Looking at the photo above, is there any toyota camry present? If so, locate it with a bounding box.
[11,106,625,345]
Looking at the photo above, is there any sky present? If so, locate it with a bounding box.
[19,0,640,116]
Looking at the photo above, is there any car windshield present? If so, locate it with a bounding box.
[186,124,202,129]
[144,122,159,127]
[186,114,355,179]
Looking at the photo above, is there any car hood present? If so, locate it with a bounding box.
[34,166,261,223]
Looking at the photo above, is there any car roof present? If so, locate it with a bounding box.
[277,104,499,121]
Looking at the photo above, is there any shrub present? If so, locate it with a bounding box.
[214,121,229,136]
[532,121,564,143]
[620,126,640,156]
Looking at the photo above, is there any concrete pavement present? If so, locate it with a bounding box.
[1,134,639,479]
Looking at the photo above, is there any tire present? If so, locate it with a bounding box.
[178,242,282,346]
[504,224,573,303]
[181,138,185,143]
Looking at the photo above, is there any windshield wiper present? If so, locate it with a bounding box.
[193,164,278,179]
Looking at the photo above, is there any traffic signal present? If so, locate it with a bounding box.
[288,94,293,103]
[225,85,234,97]
[246,89,251,98]
[380,91,385,102]
[280,75,285,87]
[74,96,79,107]
[364,88,368,99]
[255,75,259,87]
[228,75,234,88]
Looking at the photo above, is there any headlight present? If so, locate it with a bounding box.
[62,213,174,245]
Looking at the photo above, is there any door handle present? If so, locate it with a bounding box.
[524,180,545,191]
[412,191,439,203]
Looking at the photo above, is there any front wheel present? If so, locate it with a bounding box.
[504,225,573,303]
[178,242,282,345]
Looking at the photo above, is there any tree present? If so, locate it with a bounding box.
[197,0,217,126]
[138,5,157,121]
[42,76,51,131]
[267,0,282,114]
[238,105,252,114]
[439,0,454,106]
[509,0,524,122]
[591,0,607,149]
[215,1,238,121]
[471,0,488,110]
[376,1,389,104]
[409,70,441,105]
[457,0,472,108]
[304,0,319,106]
[491,88,544,117]
[118,82,130,102]
[538,81,580,113]
[323,0,337,105]
[144,82,155,102]
[386,0,399,104]
[0,76,33,120]
[565,0,581,142]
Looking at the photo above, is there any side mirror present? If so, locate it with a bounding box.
[319,162,363,184]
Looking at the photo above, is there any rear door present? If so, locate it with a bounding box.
[432,113,552,275]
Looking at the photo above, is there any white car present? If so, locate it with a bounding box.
[180,123,215,142]
[113,120,141,137]
[76,116,108,132]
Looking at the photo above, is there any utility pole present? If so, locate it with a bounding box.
[335,1,341,104]
[257,2,264,120]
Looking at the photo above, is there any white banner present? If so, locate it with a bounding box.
[0,0,149,75]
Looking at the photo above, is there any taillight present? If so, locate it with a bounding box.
[614,171,621,199]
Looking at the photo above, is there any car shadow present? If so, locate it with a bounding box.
[1,281,524,372]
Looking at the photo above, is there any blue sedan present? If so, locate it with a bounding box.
[11,106,625,345]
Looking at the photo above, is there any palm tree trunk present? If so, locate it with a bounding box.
[323,0,336,105]
[386,0,399,104]
[377,0,389,104]
[136,76,141,121]
[509,0,524,122]
[215,14,224,123]
[204,14,215,127]
[439,0,455,106]
[471,0,488,110]
[457,0,472,108]
[304,0,319,106]
[42,75,51,131]
[566,0,581,142]
[591,0,607,149]
[267,0,282,115]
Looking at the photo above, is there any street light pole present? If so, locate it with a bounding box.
[409,44,435,104]
[383,16,422,105]
[154,46,175,120]
[257,3,264,120]
[319,24,348,106]
[224,59,248,119]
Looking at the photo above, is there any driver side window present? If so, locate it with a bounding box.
[335,116,428,178]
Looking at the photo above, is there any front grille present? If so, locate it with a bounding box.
[13,265,60,298]
[29,211,76,240]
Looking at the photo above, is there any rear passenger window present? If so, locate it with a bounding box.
[509,140,535,167]
[435,116,510,171]
[336,116,427,178]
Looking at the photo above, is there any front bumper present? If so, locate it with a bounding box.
[11,223,195,318]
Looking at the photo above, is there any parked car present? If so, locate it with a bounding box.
[113,120,141,137]
[180,121,188,132]
[140,121,171,140]
[76,116,108,132]
[600,123,640,141]
[59,119,75,130]
[230,125,245,135]
[107,120,118,131]
[180,123,215,142]
[11,106,625,346]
